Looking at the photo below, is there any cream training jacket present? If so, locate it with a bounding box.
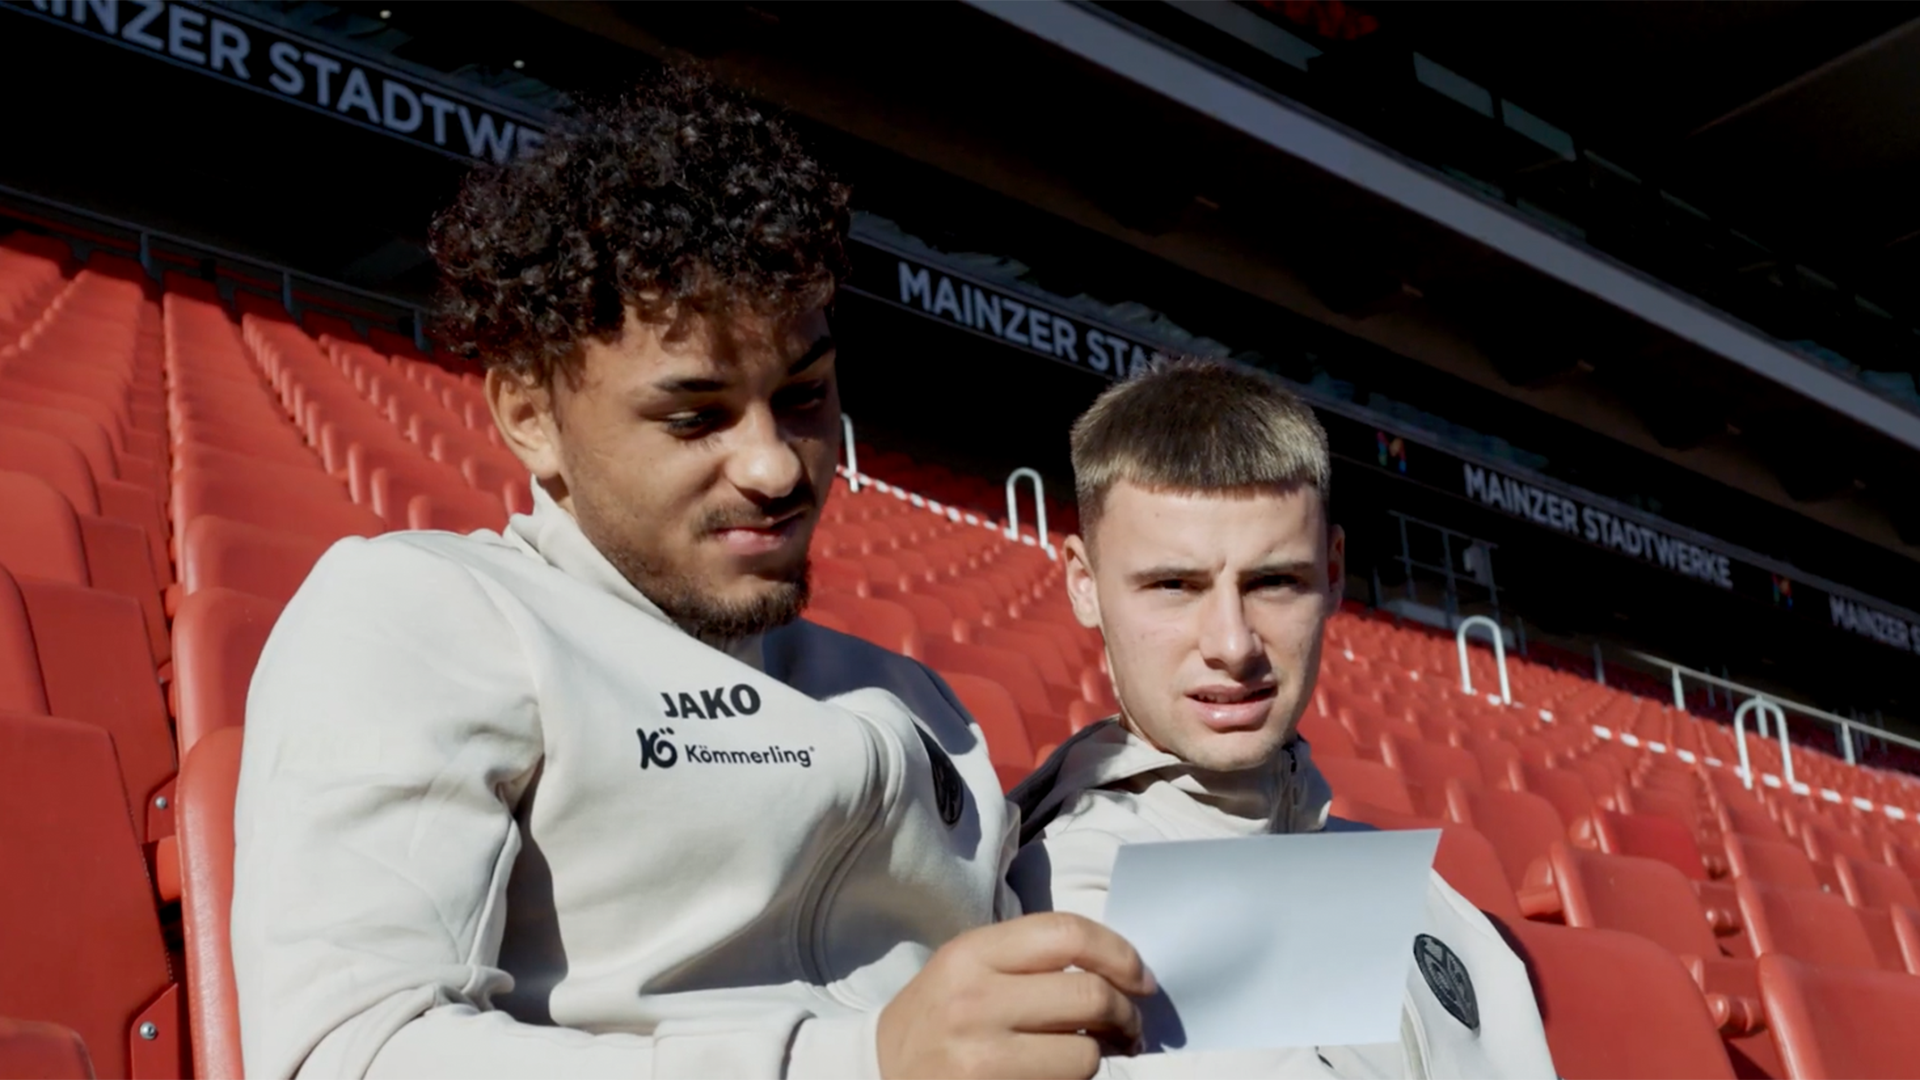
[1008,721,1557,1079]
[230,485,1017,1079]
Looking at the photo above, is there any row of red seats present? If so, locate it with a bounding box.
[1,237,190,1079]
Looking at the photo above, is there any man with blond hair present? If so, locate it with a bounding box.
[1009,359,1556,1077]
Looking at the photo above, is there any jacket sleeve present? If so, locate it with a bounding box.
[230,539,880,1080]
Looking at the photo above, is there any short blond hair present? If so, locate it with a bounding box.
[1071,358,1331,537]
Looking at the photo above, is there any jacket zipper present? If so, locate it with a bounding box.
[792,708,903,1007]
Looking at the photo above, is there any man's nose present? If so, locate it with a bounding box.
[726,405,805,502]
[1196,588,1263,676]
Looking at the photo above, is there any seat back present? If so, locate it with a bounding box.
[1589,809,1709,882]
[1319,755,1416,816]
[178,727,245,1080]
[172,588,286,757]
[1550,843,1721,957]
[1329,801,1518,920]
[1296,709,1359,760]
[1496,918,1734,1080]
[920,638,1063,741]
[15,580,175,842]
[0,712,182,1080]
[939,672,1035,783]
[0,566,48,714]
[1379,731,1484,816]
[0,425,101,516]
[1520,763,1596,827]
[1446,783,1566,889]
[808,593,921,659]
[1736,879,1881,970]
[174,471,383,545]
[179,516,335,605]
[1758,953,1920,1079]
[1836,855,1920,911]
[1803,823,1876,866]
[0,470,90,585]
[1725,833,1821,888]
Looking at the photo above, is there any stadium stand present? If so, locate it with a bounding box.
[8,231,1920,1078]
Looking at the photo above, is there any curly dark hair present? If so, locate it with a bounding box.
[430,66,851,385]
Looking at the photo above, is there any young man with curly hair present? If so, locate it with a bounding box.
[230,70,1152,1079]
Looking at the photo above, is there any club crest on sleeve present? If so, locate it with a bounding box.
[1414,934,1479,1032]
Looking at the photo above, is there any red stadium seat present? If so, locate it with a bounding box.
[1836,855,1920,911]
[940,672,1035,790]
[1725,834,1821,889]
[0,1017,93,1080]
[1320,756,1417,816]
[809,593,922,658]
[1444,781,1566,890]
[177,726,244,1080]
[171,588,284,756]
[1519,763,1597,828]
[1297,708,1359,759]
[1579,809,1713,882]
[891,591,963,644]
[0,469,90,584]
[1736,879,1881,970]
[1379,731,1484,817]
[178,515,335,605]
[174,469,384,546]
[921,637,1070,749]
[14,577,177,843]
[1757,953,1920,1079]
[0,712,185,1080]
[0,565,47,716]
[1538,842,1769,1051]
[1494,918,1735,1080]
[1330,798,1519,920]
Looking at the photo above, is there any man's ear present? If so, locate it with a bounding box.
[487,367,564,481]
[1326,524,1347,608]
[1062,533,1102,631]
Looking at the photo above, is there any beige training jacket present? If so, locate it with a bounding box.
[231,485,1016,1079]
[1009,721,1557,1079]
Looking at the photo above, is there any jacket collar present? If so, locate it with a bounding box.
[1015,718,1332,844]
[505,480,765,671]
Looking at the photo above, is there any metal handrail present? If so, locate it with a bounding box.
[1733,697,1789,792]
[840,414,861,494]
[1004,468,1056,559]
[1456,615,1511,704]
[1628,650,1920,758]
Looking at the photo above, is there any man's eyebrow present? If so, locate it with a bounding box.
[788,334,836,375]
[1241,560,1317,582]
[648,335,837,395]
[1124,564,1207,587]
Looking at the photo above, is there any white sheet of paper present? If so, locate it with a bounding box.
[1103,829,1441,1052]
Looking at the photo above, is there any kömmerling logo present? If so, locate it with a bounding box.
[636,726,814,769]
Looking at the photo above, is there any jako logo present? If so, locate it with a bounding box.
[660,684,763,720]
[636,727,678,769]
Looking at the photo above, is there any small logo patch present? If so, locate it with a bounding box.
[917,728,965,827]
[1414,934,1478,1032]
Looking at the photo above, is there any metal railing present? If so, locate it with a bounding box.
[840,414,862,494]
[1456,614,1511,704]
[1732,698,1792,792]
[1629,651,1920,772]
[1004,467,1056,560]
